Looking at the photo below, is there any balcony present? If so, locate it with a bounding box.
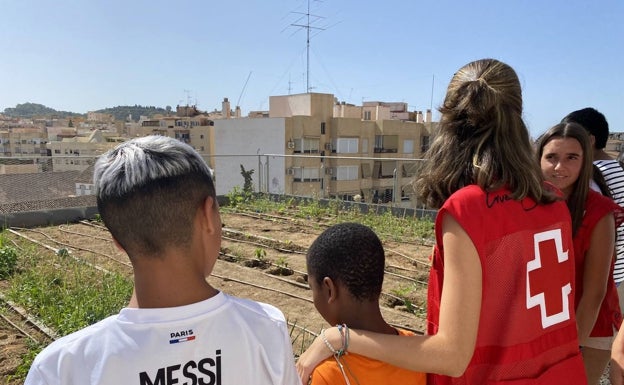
[373,148,398,153]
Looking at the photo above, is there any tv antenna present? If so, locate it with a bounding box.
[236,71,253,109]
[183,89,192,106]
[290,0,325,93]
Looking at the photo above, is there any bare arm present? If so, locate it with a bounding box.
[575,213,615,344]
[296,214,482,381]
[612,323,624,385]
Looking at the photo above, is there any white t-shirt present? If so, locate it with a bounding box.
[594,160,624,284]
[25,292,301,385]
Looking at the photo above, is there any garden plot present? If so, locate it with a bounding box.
[0,197,434,384]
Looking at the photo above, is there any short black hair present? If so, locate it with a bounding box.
[562,107,609,149]
[306,222,384,301]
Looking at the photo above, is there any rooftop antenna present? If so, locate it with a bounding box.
[183,89,192,106]
[430,75,435,116]
[236,71,253,109]
[291,0,325,93]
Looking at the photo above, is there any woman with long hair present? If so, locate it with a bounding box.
[536,122,624,385]
[297,59,588,384]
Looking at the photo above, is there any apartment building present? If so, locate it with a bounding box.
[46,129,119,172]
[87,111,114,123]
[128,114,212,167]
[0,127,48,157]
[214,92,436,207]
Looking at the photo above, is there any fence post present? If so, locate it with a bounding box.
[265,155,270,193]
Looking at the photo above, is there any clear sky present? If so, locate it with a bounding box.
[1,0,622,137]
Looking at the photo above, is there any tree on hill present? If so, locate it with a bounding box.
[3,102,170,122]
[94,105,170,122]
[2,103,82,119]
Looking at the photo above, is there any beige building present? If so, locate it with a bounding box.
[0,127,48,157]
[87,111,114,123]
[216,92,436,206]
[46,130,120,172]
[125,112,213,168]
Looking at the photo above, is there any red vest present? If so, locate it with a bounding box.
[427,185,587,385]
[573,190,624,336]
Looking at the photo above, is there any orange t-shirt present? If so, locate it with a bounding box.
[310,329,426,385]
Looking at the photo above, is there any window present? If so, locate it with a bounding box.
[321,122,326,135]
[364,111,371,120]
[293,167,321,182]
[374,135,399,153]
[335,165,359,181]
[373,161,396,178]
[293,137,320,153]
[335,138,358,153]
[403,139,414,154]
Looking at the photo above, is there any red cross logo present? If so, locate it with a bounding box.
[526,229,572,329]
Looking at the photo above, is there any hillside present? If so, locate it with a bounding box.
[2,103,82,119]
[94,105,170,122]
[2,103,170,122]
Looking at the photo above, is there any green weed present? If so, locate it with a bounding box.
[0,246,18,279]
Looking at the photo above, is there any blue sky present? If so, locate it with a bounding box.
[1,0,622,137]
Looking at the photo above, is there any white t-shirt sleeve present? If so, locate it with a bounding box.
[277,320,303,385]
[24,364,46,385]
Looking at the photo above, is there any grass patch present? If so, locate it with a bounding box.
[222,192,435,243]
[0,230,133,381]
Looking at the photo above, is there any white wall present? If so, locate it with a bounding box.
[213,118,286,196]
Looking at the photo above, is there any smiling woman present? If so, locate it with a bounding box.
[536,122,624,385]
[540,135,584,198]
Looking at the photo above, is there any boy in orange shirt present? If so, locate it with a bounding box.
[306,222,426,385]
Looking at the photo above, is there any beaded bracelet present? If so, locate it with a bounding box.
[321,328,344,356]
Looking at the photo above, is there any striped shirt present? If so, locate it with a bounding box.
[595,160,624,284]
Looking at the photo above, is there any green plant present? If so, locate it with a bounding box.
[254,248,267,261]
[7,248,132,336]
[390,285,416,314]
[275,256,289,268]
[297,198,324,220]
[225,186,246,208]
[240,164,255,194]
[0,246,18,279]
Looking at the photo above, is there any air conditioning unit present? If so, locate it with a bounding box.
[286,168,295,175]
[324,143,332,150]
[287,141,295,149]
